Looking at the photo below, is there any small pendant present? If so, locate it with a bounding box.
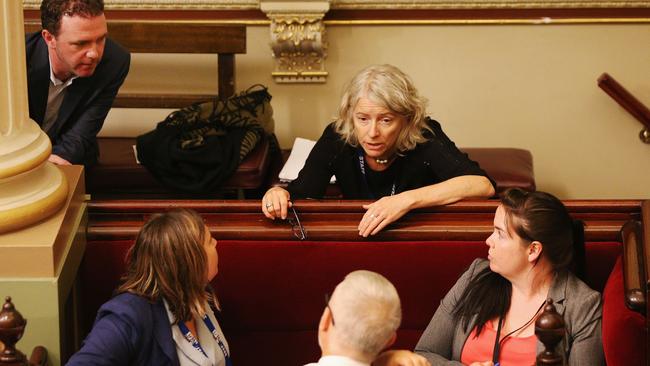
[375,158,389,164]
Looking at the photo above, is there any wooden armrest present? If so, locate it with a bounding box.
[621,219,647,313]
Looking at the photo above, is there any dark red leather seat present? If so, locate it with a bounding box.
[462,148,535,194]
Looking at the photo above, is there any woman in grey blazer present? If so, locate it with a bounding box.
[376,188,604,366]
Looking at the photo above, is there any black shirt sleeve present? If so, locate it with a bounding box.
[288,119,496,199]
[403,118,496,191]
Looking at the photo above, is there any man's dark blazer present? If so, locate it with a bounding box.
[25,32,130,165]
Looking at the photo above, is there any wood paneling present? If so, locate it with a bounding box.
[88,199,644,242]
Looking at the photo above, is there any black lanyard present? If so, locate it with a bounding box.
[178,314,233,366]
[491,301,546,366]
[356,149,396,199]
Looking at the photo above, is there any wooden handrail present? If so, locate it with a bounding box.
[598,73,650,143]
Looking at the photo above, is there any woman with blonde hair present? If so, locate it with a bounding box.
[262,64,494,236]
[67,208,231,366]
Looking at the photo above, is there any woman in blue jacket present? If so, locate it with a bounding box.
[67,209,231,366]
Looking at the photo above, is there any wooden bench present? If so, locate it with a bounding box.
[106,21,245,107]
[81,198,647,366]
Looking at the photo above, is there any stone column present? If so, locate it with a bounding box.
[0,0,68,234]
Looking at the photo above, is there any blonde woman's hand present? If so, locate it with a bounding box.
[262,186,292,220]
[359,193,414,237]
[373,350,431,366]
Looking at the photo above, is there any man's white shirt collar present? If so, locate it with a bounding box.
[48,55,77,87]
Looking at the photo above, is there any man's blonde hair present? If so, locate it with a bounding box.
[118,208,217,323]
[334,64,431,153]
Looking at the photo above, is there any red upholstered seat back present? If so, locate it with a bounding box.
[213,240,487,366]
[79,240,621,366]
[602,256,647,366]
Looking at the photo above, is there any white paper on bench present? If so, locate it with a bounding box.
[278,137,336,183]
[132,145,141,164]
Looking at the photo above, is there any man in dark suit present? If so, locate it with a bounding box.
[26,0,130,166]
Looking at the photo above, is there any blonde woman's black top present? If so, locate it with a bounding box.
[287,118,495,199]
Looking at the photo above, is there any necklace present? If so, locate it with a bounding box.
[375,158,389,164]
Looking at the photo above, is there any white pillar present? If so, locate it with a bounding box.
[0,0,68,233]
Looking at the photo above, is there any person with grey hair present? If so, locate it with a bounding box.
[262,64,494,236]
[305,270,407,366]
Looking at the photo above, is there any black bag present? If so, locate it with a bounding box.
[136,85,273,194]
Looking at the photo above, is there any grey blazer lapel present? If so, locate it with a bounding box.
[452,314,476,361]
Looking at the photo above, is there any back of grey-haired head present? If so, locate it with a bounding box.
[329,270,402,358]
[334,64,430,152]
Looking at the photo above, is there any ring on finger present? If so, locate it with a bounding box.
[265,203,273,208]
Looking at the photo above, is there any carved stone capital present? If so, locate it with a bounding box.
[261,1,330,83]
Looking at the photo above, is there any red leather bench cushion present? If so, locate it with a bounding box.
[79,240,619,366]
[602,256,646,366]
[462,148,535,193]
[86,135,271,194]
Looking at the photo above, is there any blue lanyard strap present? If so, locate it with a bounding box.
[356,149,396,199]
[178,315,233,366]
[202,314,233,366]
[178,321,208,358]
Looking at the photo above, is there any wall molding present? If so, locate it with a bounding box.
[23,0,259,10]
[332,0,650,9]
[23,0,650,10]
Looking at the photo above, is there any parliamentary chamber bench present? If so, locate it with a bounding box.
[81,199,650,366]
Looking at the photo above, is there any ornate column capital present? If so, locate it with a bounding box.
[260,0,330,83]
